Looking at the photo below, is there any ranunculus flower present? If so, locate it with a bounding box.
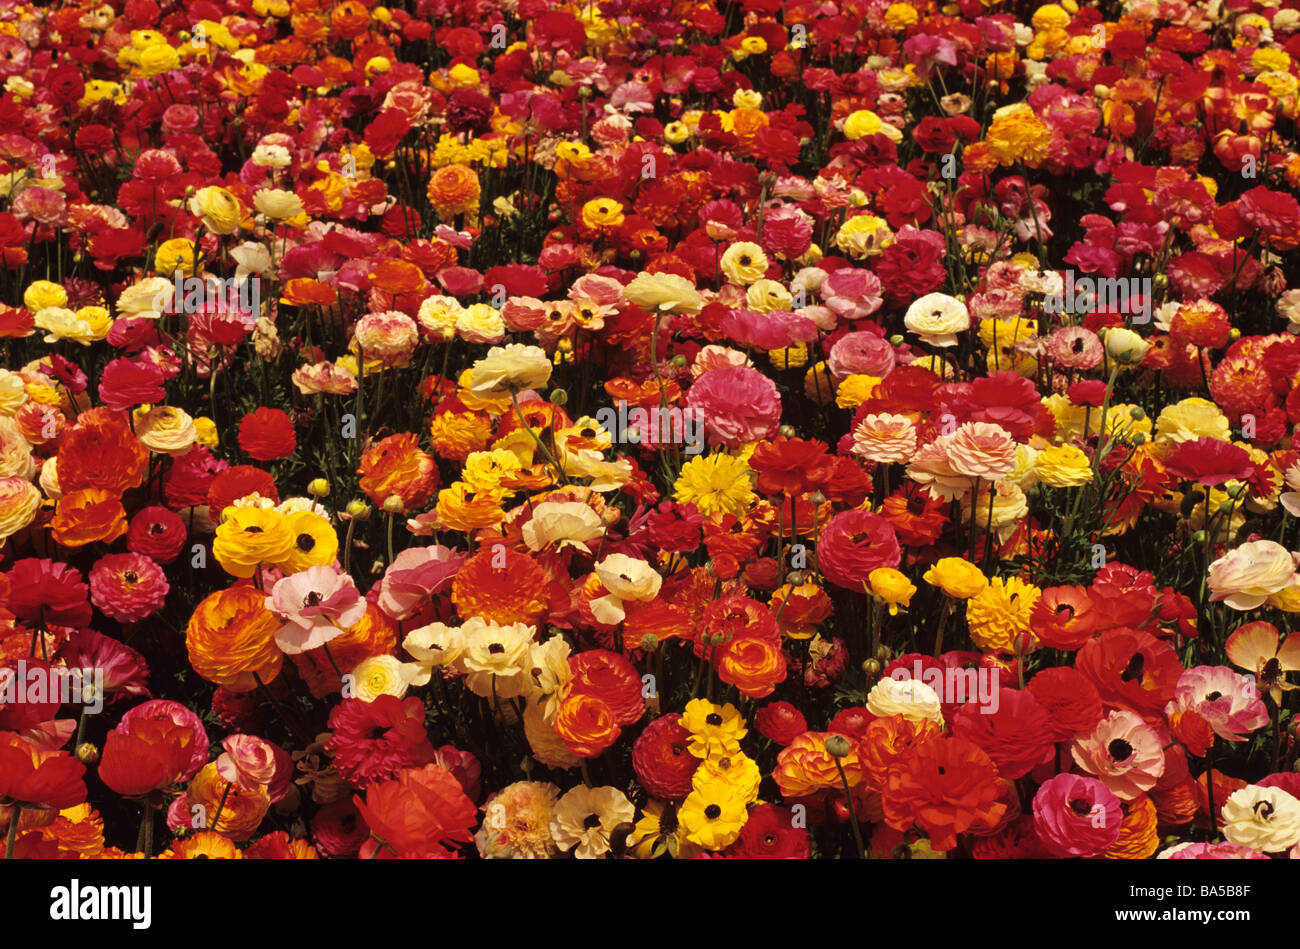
[685,365,782,449]
[816,509,902,591]
[1032,773,1123,857]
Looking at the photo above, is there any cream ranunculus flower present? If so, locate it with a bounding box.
[550,785,635,859]
[1220,785,1300,853]
[134,405,198,455]
[34,307,95,345]
[521,500,606,553]
[0,476,41,545]
[189,185,243,235]
[622,271,703,314]
[590,553,662,625]
[253,187,305,220]
[1208,540,1297,610]
[401,622,466,686]
[1102,326,1149,364]
[348,654,409,702]
[468,343,552,394]
[0,417,33,480]
[866,675,944,726]
[904,292,970,348]
[520,634,572,720]
[124,276,176,318]
[459,617,535,699]
[0,370,28,415]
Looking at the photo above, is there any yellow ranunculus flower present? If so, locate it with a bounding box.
[1035,443,1092,487]
[188,185,244,235]
[922,556,988,599]
[868,567,917,615]
[155,238,196,278]
[719,242,768,285]
[213,506,293,578]
[23,280,67,312]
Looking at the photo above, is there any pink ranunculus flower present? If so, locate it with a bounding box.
[690,345,752,378]
[267,564,367,655]
[376,545,466,620]
[827,329,895,381]
[685,365,782,449]
[907,434,976,501]
[818,268,883,321]
[1032,773,1123,857]
[88,552,169,623]
[117,699,210,783]
[1166,665,1269,743]
[1070,709,1165,801]
[816,509,902,591]
[1159,841,1269,859]
[216,734,279,791]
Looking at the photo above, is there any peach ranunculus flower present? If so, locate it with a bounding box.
[851,412,917,465]
[946,421,1018,481]
[690,344,753,378]
[907,435,976,501]
[1208,540,1298,610]
[215,735,278,792]
[468,343,553,395]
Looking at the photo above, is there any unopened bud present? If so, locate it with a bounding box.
[382,495,405,514]
[549,388,568,405]
[1192,529,1207,543]
[639,633,659,651]
[1217,499,1235,515]
[672,354,688,367]
[75,742,99,765]
[346,499,371,521]
[862,659,881,677]
[307,478,329,498]
[778,425,796,438]
[889,334,905,346]
[824,735,851,758]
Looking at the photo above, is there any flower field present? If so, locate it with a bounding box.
[2,0,1300,863]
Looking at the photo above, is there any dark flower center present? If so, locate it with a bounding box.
[705,713,723,726]
[584,814,602,829]
[1107,739,1133,762]
[704,804,721,820]
[1119,652,1145,682]
[1069,797,1093,816]
[246,526,263,534]
[738,255,751,266]
[488,643,505,654]
[297,533,315,551]
[1206,691,1222,701]
[1254,800,1274,820]
[124,571,138,584]
[305,591,322,607]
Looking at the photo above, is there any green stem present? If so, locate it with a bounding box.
[4,804,19,859]
[833,759,866,859]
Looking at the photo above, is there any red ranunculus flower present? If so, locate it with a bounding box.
[816,509,902,591]
[353,763,477,857]
[631,713,698,800]
[238,407,297,462]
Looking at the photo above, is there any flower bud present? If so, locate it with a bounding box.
[382,494,405,514]
[1217,499,1235,515]
[1103,327,1149,365]
[1129,406,1145,420]
[889,334,905,346]
[549,388,568,405]
[639,633,659,651]
[778,425,796,438]
[75,742,99,765]
[307,478,329,498]
[1192,529,1207,543]
[671,354,688,367]
[346,499,371,521]
[862,658,881,677]
[824,735,851,758]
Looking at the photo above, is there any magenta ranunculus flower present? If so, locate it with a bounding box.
[685,365,782,449]
[1165,665,1269,742]
[266,564,367,655]
[61,628,150,702]
[88,552,169,623]
[815,509,902,591]
[1032,773,1123,857]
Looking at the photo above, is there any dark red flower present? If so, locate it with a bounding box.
[6,558,92,629]
[1162,437,1254,486]
[952,688,1057,779]
[754,701,807,745]
[237,407,297,462]
[326,696,435,790]
[723,803,810,858]
[631,713,698,800]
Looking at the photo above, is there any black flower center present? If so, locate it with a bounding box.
[584,814,602,829]
[1107,739,1133,762]
[488,643,505,654]
[705,713,722,726]
[297,533,315,551]
[1119,652,1145,683]
[704,804,721,820]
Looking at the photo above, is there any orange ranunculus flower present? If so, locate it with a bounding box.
[1103,794,1159,860]
[435,483,507,532]
[426,164,481,219]
[716,638,786,699]
[185,761,270,842]
[773,731,864,799]
[329,0,370,39]
[622,600,692,649]
[881,735,1006,852]
[56,407,148,496]
[185,584,283,692]
[280,278,339,307]
[552,692,621,758]
[162,830,243,859]
[366,259,427,295]
[357,433,438,510]
[428,410,493,463]
[353,763,477,857]
[451,546,550,626]
[857,714,944,794]
[37,805,105,858]
[291,600,399,699]
[767,582,833,640]
[49,488,128,547]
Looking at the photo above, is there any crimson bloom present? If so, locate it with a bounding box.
[816,509,902,591]
[1162,437,1254,486]
[238,407,298,462]
[0,732,86,809]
